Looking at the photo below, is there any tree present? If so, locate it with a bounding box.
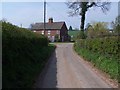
[77,30,87,39]
[66,1,111,31]
[111,16,120,35]
[87,22,109,38]
[86,24,95,38]
[29,23,34,30]
[69,26,73,30]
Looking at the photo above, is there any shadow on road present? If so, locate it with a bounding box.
[33,51,57,88]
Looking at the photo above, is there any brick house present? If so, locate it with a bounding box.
[31,18,70,42]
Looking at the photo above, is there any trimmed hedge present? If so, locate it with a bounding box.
[2,21,55,88]
[74,37,120,81]
[2,21,48,48]
[75,37,120,60]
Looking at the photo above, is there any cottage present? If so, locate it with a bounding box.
[31,18,70,42]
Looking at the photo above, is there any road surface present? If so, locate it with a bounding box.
[34,43,116,88]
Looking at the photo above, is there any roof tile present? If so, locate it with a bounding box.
[31,22,65,30]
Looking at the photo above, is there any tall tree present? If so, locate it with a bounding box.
[66,1,111,31]
[69,26,73,30]
[112,16,120,35]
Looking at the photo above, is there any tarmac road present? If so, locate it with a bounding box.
[34,43,115,88]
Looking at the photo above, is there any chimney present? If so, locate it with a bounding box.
[48,18,53,23]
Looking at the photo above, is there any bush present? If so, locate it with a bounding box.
[77,31,87,39]
[2,21,55,88]
[75,37,120,59]
[55,34,59,42]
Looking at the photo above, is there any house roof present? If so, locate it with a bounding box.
[31,22,65,30]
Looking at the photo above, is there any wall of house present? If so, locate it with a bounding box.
[33,30,60,35]
[45,30,60,36]
[60,22,68,41]
[33,29,60,42]
[33,22,69,42]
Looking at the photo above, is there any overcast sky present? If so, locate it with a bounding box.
[1,1,119,29]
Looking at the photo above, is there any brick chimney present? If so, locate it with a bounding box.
[48,18,53,23]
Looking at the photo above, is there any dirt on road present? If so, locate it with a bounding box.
[34,43,118,88]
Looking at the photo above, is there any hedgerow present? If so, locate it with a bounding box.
[75,37,119,59]
[2,21,55,88]
[74,37,120,81]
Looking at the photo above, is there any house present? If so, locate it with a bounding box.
[31,18,70,42]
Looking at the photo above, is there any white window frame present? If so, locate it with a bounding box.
[48,30,51,33]
[48,32,50,35]
[56,30,59,34]
[41,30,44,35]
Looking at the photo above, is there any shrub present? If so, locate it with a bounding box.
[2,21,55,88]
[76,37,120,59]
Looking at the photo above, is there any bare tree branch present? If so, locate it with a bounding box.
[66,0,111,30]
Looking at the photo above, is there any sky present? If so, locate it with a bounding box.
[1,1,119,29]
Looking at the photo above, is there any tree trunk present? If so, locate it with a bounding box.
[80,11,86,31]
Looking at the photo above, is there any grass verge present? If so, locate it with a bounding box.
[74,44,118,81]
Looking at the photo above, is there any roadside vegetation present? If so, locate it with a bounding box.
[74,37,119,80]
[2,21,55,88]
[74,16,120,82]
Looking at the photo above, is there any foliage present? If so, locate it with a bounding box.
[74,37,120,80]
[77,31,87,39]
[86,22,109,38]
[2,21,55,88]
[74,45,118,80]
[111,16,120,35]
[68,26,73,31]
[114,24,120,35]
[66,1,111,30]
[55,34,60,42]
[75,37,119,58]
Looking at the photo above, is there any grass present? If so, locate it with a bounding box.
[68,31,79,36]
[74,45,118,81]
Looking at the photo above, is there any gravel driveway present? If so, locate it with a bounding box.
[34,43,116,88]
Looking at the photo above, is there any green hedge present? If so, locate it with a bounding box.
[75,37,120,59]
[2,21,55,88]
[74,37,120,81]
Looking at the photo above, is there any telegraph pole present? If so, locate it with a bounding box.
[44,0,46,35]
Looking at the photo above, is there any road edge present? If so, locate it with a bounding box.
[33,49,57,88]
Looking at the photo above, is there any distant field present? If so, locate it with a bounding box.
[68,30,79,36]
[68,30,80,41]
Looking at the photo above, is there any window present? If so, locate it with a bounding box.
[42,31,44,35]
[48,32,50,35]
[48,30,51,33]
[56,30,59,34]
